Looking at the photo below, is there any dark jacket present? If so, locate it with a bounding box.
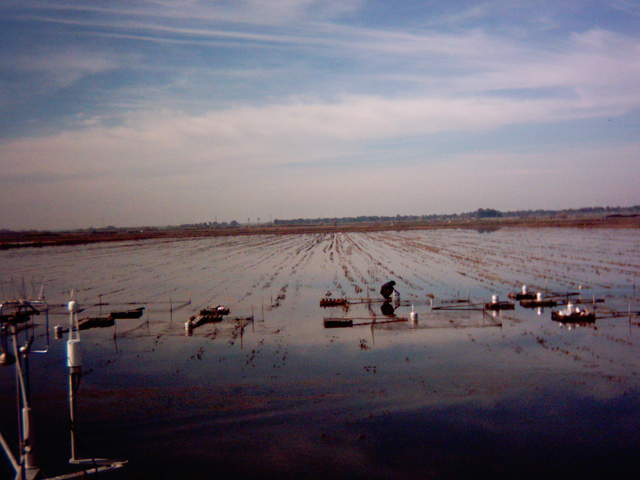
[380,281,396,299]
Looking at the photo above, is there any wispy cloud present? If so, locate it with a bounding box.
[15,12,513,59]
[2,129,637,229]
[0,48,122,110]
[1,1,640,228]
[13,50,120,88]
[424,2,495,28]
[6,0,365,26]
[2,88,636,184]
[610,0,640,16]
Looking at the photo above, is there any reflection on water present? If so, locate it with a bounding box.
[380,301,395,316]
[1,229,640,478]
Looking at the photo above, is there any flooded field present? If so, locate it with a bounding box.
[2,228,640,479]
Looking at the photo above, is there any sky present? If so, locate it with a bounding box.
[1,0,640,230]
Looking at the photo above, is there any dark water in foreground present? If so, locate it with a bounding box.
[1,229,640,478]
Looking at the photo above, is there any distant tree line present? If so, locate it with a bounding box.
[176,221,240,229]
[3,205,639,233]
[272,205,640,226]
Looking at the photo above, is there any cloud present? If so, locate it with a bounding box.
[12,7,640,107]
[3,134,636,229]
[610,0,640,16]
[2,2,640,228]
[1,88,637,185]
[237,0,364,23]
[13,50,119,88]
[0,48,121,107]
[424,2,495,28]
[15,12,505,57]
[7,0,364,27]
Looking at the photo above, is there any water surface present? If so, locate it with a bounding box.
[1,229,639,478]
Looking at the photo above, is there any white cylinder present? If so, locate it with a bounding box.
[22,407,31,440]
[491,294,499,304]
[66,339,82,368]
[536,292,543,301]
[566,302,574,314]
[67,300,77,313]
[409,305,418,325]
[521,284,528,294]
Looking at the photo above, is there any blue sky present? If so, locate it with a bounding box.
[1,0,639,229]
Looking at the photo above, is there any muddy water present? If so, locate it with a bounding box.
[1,228,640,479]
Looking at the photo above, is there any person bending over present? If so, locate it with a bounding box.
[380,280,398,300]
